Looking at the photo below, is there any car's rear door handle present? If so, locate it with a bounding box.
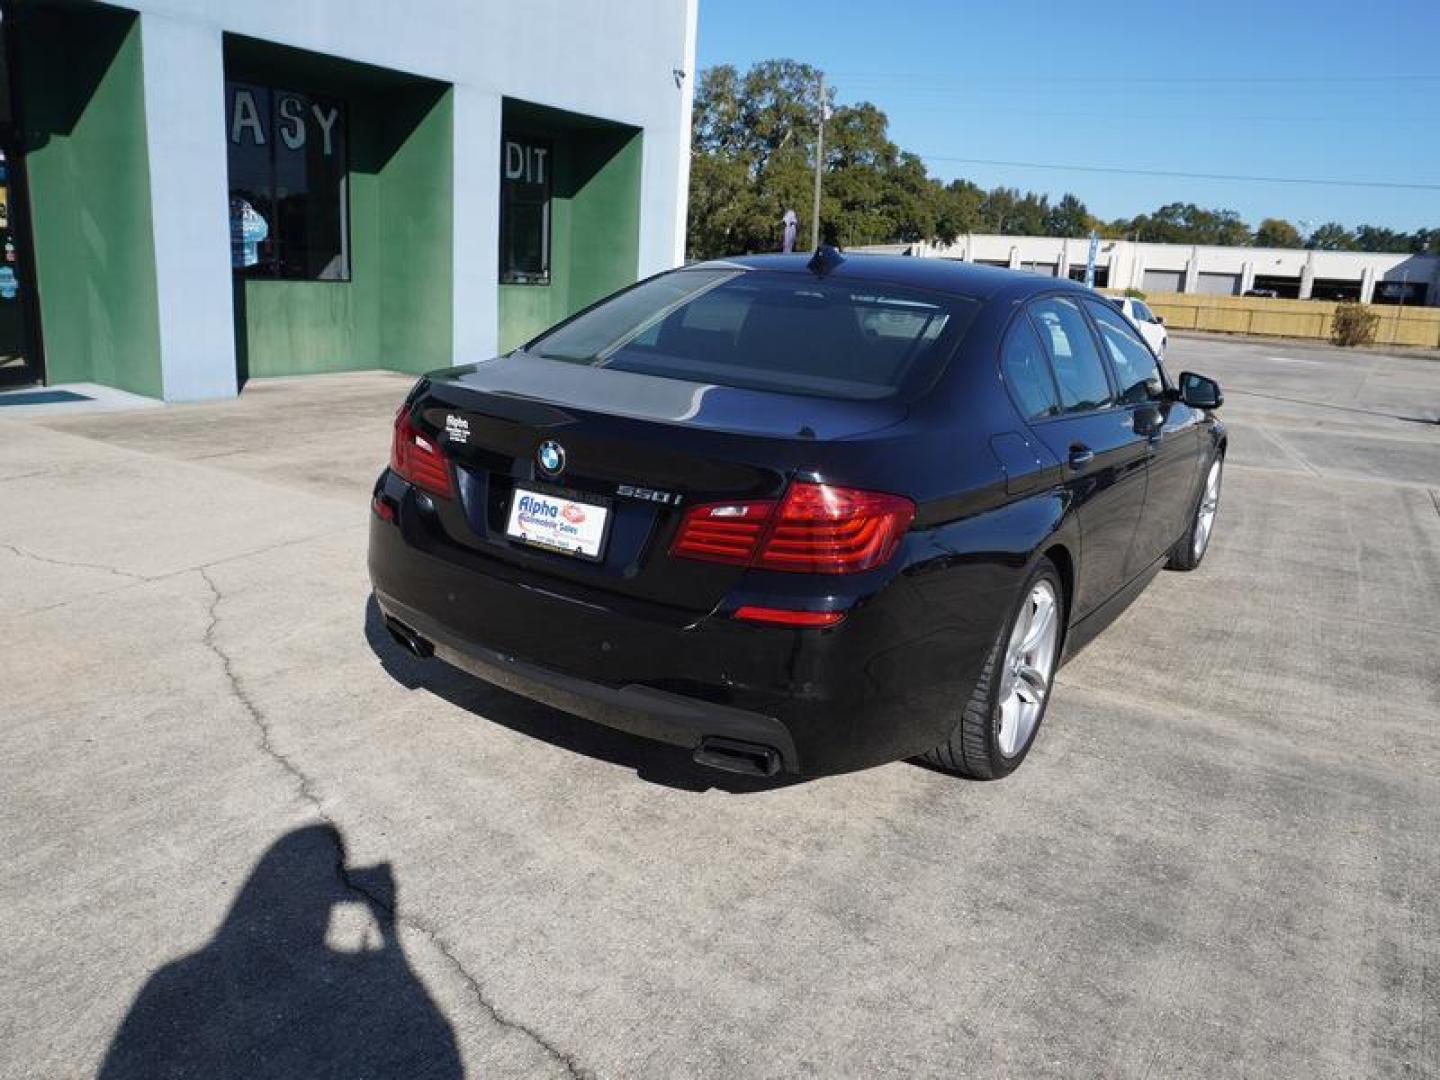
[1067,444,1095,470]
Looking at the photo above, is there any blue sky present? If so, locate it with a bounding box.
[696,0,1440,232]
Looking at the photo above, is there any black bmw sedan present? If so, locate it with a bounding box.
[369,251,1225,780]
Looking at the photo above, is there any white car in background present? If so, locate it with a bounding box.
[1108,296,1168,357]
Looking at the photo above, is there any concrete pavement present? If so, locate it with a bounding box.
[1,341,1437,1078]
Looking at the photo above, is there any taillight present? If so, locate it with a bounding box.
[670,500,776,565]
[671,481,913,575]
[390,406,453,498]
[758,482,914,574]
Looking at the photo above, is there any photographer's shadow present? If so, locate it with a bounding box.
[100,825,460,1080]
[363,595,802,794]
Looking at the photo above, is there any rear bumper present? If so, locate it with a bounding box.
[375,590,799,773]
[368,481,1003,775]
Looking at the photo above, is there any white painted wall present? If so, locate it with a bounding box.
[890,234,1440,305]
[450,84,503,371]
[116,0,697,398]
[138,12,237,401]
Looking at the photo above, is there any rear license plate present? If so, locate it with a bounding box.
[505,484,611,561]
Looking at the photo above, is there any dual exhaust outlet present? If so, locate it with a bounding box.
[384,615,434,660]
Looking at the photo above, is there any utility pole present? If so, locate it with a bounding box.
[810,74,825,251]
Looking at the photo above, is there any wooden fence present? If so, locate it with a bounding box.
[1116,292,1440,348]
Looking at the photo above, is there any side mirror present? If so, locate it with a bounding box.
[1153,315,1165,325]
[1178,371,1222,409]
[1133,403,1164,436]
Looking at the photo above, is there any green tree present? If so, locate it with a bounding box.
[1412,228,1440,254]
[1043,193,1095,238]
[937,179,985,241]
[1011,191,1052,235]
[686,60,1430,260]
[1306,222,1358,250]
[686,60,972,259]
[978,186,1019,233]
[687,60,820,257]
[979,187,1053,235]
[1351,225,1408,252]
[1254,218,1302,248]
[1098,218,1134,240]
[1124,203,1252,246]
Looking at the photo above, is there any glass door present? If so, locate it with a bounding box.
[0,147,39,386]
[0,8,43,389]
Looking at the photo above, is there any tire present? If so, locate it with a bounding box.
[1167,453,1223,572]
[924,557,1066,780]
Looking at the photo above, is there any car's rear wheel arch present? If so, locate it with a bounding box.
[1041,541,1074,649]
[923,553,1067,779]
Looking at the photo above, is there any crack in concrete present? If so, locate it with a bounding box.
[0,527,364,622]
[192,526,363,577]
[4,582,156,622]
[198,566,321,805]
[0,541,151,580]
[0,468,60,485]
[195,566,587,1080]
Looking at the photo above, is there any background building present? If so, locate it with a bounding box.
[0,0,697,399]
[865,235,1440,307]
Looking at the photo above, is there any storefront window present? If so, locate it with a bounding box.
[500,135,551,284]
[226,81,349,281]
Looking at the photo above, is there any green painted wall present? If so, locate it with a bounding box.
[238,270,376,376]
[228,40,452,380]
[498,109,642,352]
[17,21,634,389]
[18,6,163,397]
[569,130,643,312]
[378,89,453,374]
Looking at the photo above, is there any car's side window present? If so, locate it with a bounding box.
[1026,296,1114,413]
[1000,316,1060,421]
[1084,299,1164,404]
[1134,301,1154,323]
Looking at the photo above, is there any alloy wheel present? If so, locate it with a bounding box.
[1193,459,1222,560]
[995,579,1061,757]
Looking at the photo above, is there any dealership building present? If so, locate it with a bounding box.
[866,234,1440,307]
[0,0,696,400]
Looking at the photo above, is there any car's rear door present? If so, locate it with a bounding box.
[1021,294,1149,618]
[1082,297,1203,572]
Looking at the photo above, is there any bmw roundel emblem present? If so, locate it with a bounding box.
[536,440,566,476]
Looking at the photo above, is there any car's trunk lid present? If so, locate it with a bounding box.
[409,355,908,613]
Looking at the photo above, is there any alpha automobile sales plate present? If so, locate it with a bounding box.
[505,485,611,561]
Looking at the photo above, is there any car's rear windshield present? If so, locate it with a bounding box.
[520,268,981,401]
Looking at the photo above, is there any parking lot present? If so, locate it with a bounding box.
[2,334,1437,1078]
